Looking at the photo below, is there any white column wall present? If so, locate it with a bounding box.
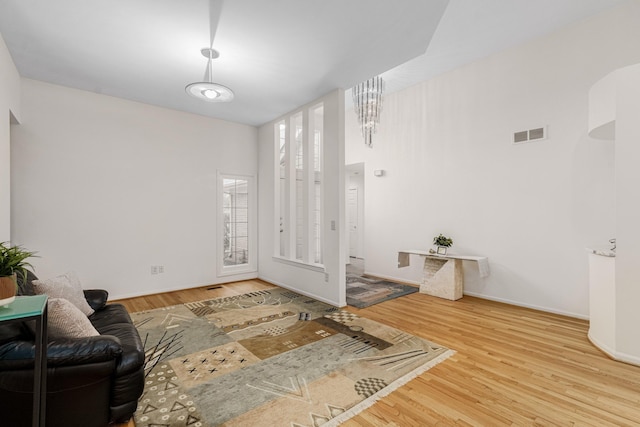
[258,90,346,306]
[0,34,21,242]
[614,63,640,363]
[11,79,257,299]
[345,2,640,318]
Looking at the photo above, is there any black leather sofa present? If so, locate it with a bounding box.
[0,272,145,427]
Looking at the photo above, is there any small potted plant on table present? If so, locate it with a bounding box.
[433,234,453,255]
[0,242,37,307]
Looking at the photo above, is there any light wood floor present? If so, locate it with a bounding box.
[113,279,640,426]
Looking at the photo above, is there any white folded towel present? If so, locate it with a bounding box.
[397,252,410,268]
[476,257,490,278]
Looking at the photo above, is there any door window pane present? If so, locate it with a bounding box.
[223,178,249,266]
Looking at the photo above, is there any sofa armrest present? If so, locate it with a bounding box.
[48,335,123,366]
[0,335,122,370]
[84,289,109,311]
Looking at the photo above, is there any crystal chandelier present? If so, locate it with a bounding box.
[352,76,384,147]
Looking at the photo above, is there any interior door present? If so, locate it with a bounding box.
[347,187,358,257]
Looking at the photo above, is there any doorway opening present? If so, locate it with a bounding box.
[346,162,365,276]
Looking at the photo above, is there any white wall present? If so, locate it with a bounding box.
[613,63,640,363]
[345,2,640,318]
[586,63,640,366]
[11,79,257,299]
[258,89,346,306]
[0,33,21,242]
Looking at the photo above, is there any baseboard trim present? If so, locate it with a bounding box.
[258,274,343,307]
[110,273,259,301]
[461,291,588,320]
[364,271,588,320]
[112,271,589,322]
[588,331,640,367]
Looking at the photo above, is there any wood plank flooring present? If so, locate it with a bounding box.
[113,279,640,426]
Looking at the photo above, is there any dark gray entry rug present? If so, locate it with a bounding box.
[346,274,419,308]
[131,287,453,426]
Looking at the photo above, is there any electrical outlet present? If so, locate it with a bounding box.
[324,272,329,282]
[151,266,158,275]
[158,265,164,274]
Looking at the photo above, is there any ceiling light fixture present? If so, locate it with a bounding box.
[185,47,234,102]
[352,75,384,147]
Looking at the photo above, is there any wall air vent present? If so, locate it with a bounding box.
[513,126,547,144]
[513,131,528,143]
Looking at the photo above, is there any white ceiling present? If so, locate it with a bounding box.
[0,0,627,126]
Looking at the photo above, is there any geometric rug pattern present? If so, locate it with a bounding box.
[131,288,454,426]
[346,274,419,308]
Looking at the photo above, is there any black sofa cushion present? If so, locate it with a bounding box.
[0,272,144,426]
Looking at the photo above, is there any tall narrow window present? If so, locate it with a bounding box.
[294,112,304,260]
[219,174,255,276]
[277,120,287,257]
[274,104,324,267]
[311,104,324,264]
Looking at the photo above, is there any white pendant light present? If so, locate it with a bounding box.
[185,47,234,102]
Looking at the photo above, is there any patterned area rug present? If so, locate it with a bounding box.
[346,274,419,308]
[131,287,453,427]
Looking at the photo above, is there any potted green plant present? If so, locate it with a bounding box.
[0,242,37,306]
[433,234,453,255]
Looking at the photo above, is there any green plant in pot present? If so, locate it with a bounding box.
[433,234,453,255]
[0,242,37,306]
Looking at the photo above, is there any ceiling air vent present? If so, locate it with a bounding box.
[513,126,547,144]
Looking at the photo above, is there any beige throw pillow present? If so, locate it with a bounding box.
[47,298,99,339]
[33,271,95,316]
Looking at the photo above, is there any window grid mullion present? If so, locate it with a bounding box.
[286,115,297,259]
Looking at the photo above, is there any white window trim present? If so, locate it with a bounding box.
[271,255,325,273]
[273,104,324,269]
[217,172,257,277]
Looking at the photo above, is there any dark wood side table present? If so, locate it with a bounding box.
[0,295,48,427]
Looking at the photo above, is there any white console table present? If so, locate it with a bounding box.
[398,250,489,300]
